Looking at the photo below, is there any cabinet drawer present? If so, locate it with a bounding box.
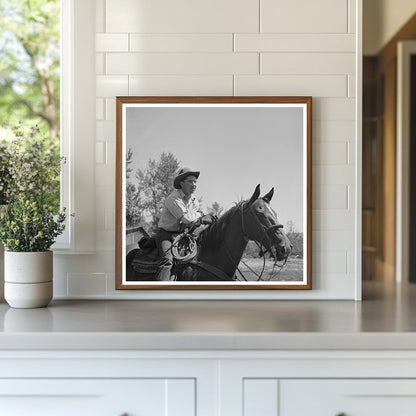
[0,379,195,416]
[280,379,416,416]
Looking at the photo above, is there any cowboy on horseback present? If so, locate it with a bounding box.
[155,167,216,281]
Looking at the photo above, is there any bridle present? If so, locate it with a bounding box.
[225,201,290,281]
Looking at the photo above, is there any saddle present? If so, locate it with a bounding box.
[130,233,197,275]
[130,236,159,275]
[130,233,231,281]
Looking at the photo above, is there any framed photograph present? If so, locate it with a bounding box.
[116,97,311,290]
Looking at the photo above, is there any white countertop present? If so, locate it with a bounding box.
[1,281,416,350]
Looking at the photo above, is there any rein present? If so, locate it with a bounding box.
[225,203,289,281]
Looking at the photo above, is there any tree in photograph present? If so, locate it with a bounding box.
[125,148,142,227]
[285,220,298,234]
[285,220,303,258]
[208,201,224,218]
[136,152,180,231]
[0,0,60,139]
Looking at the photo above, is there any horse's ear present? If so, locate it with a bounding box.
[248,184,261,205]
[263,188,274,203]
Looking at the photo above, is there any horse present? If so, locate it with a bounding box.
[126,184,293,282]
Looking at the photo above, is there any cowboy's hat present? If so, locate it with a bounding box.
[173,167,200,189]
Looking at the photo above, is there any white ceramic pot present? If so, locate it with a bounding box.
[0,204,7,302]
[4,251,53,308]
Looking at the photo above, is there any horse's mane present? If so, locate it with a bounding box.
[198,200,246,250]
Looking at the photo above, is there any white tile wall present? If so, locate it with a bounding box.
[106,53,259,75]
[313,142,349,165]
[95,53,105,75]
[129,75,234,96]
[313,185,349,209]
[235,34,356,53]
[57,0,360,299]
[312,210,355,230]
[130,34,234,52]
[261,0,348,33]
[106,0,259,33]
[235,75,348,97]
[261,53,355,75]
[96,34,129,52]
[67,273,107,296]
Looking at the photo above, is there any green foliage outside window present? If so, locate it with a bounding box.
[0,0,61,210]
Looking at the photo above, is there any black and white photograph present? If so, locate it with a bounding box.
[116,97,311,290]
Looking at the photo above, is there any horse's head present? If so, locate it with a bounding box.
[242,184,293,261]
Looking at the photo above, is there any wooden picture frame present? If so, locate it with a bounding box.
[116,96,312,290]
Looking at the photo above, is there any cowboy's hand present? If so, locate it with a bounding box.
[201,214,217,225]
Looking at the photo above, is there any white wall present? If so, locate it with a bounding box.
[364,0,416,55]
[54,0,361,300]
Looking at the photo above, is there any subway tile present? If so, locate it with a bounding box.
[313,142,348,165]
[130,34,233,52]
[347,250,355,275]
[106,0,259,33]
[312,210,354,230]
[96,207,106,230]
[129,75,233,96]
[348,75,356,97]
[52,272,67,297]
[96,120,116,143]
[262,0,348,33]
[96,230,116,251]
[313,185,348,209]
[106,273,116,296]
[55,252,114,275]
[106,98,116,121]
[320,273,355,297]
[96,0,105,32]
[235,34,356,53]
[96,186,115,209]
[105,208,116,230]
[348,185,355,210]
[96,53,105,75]
[313,121,355,141]
[312,98,355,120]
[96,75,128,97]
[313,230,355,251]
[261,53,355,75]
[235,75,347,97]
[67,273,106,296]
[96,164,115,186]
[349,0,357,34]
[313,165,355,185]
[96,98,105,120]
[106,141,116,165]
[348,141,356,164]
[96,34,129,52]
[106,53,259,75]
[312,251,347,274]
[96,142,106,164]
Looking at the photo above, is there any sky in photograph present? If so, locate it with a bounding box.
[126,105,304,231]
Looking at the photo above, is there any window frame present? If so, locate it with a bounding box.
[53,0,96,253]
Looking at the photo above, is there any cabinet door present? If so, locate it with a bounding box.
[280,380,416,416]
[0,379,195,416]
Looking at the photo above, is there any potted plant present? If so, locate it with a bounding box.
[0,138,13,301]
[0,197,66,308]
[0,124,66,308]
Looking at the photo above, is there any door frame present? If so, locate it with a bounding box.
[396,41,416,282]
